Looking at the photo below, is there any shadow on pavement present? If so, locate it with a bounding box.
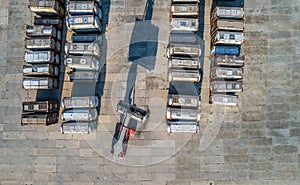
[125,0,159,104]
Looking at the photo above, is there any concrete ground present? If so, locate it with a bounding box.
[0,0,300,184]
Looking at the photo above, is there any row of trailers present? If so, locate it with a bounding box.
[166,0,201,133]
[21,0,103,134]
[21,0,65,126]
[64,0,102,81]
[209,5,245,106]
[21,96,98,133]
[61,0,103,133]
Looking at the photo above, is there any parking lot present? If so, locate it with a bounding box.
[0,0,300,184]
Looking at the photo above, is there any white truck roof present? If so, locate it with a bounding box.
[211,6,244,21]
[65,42,101,56]
[171,3,199,16]
[25,51,60,64]
[62,96,99,109]
[210,81,243,93]
[212,31,244,45]
[168,94,200,108]
[171,18,199,32]
[60,122,94,134]
[64,56,100,70]
[210,94,238,106]
[167,107,200,122]
[168,69,201,82]
[169,57,201,69]
[167,120,200,133]
[22,77,58,89]
[62,109,98,121]
[211,67,243,80]
[211,55,244,67]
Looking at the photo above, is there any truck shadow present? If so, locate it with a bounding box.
[125,0,159,104]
